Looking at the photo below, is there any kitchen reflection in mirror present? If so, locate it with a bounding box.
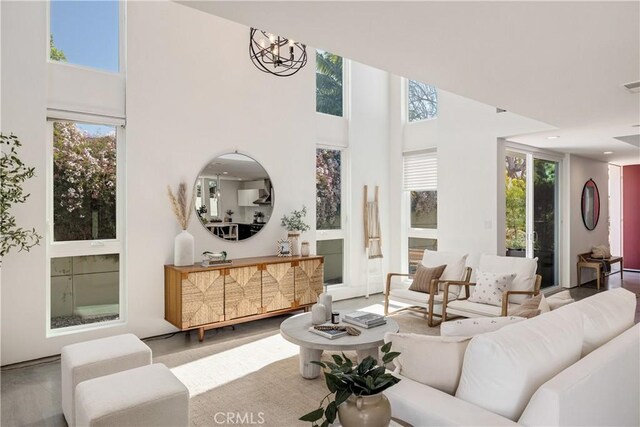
[195,153,273,241]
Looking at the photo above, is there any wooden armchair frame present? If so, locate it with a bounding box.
[442,274,543,320]
[384,267,472,327]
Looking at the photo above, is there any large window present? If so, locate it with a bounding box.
[407,80,438,122]
[48,120,124,332]
[316,148,347,286]
[316,50,344,117]
[403,151,438,274]
[49,0,120,73]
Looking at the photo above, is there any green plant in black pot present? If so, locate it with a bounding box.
[300,342,400,427]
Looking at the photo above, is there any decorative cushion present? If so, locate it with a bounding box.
[509,294,549,318]
[591,244,612,259]
[441,316,525,338]
[547,290,574,310]
[477,255,538,304]
[468,271,516,306]
[384,332,470,395]
[421,250,468,282]
[446,299,520,317]
[455,306,584,421]
[408,264,446,293]
[507,308,540,319]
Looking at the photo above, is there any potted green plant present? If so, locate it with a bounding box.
[281,206,310,256]
[0,133,42,263]
[300,342,401,427]
[225,209,234,222]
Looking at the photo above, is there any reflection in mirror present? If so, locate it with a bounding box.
[195,153,273,241]
[581,179,600,231]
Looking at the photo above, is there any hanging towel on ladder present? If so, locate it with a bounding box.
[364,185,383,259]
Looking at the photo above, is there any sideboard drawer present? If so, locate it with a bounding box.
[224,266,262,321]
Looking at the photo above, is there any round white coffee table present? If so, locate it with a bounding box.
[280,312,400,379]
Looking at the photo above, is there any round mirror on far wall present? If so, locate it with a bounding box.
[195,153,274,241]
[581,179,600,230]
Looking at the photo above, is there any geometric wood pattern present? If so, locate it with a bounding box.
[261,262,295,313]
[294,258,324,306]
[224,266,262,320]
[181,270,224,328]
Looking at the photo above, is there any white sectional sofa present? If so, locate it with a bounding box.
[384,288,639,426]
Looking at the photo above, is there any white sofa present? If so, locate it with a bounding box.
[384,288,639,426]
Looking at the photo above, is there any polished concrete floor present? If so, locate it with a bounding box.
[1,272,638,426]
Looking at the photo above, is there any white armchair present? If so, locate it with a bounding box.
[443,254,542,321]
[384,250,471,326]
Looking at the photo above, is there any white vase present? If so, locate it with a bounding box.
[319,292,332,321]
[312,304,326,325]
[301,241,310,257]
[174,230,194,266]
[288,232,301,256]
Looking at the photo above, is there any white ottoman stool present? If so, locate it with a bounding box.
[75,363,189,427]
[61,333,152,426]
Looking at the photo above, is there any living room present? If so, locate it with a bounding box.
[1,1,639,426]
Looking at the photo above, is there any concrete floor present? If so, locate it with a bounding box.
[1,272,638,426]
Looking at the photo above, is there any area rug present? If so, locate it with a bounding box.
[154,311,439,426]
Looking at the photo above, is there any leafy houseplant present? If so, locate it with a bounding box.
[0,133,42,263]
[300,342,401,426]
[281,206,310,233]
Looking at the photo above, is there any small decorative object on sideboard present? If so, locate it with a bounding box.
[301,241,310,257]
[201,251,232,267]
[281,206,310,256]
[300,343,400,427]
[311,304,327,325]
[167,182,195,267]
[276,239,292,257]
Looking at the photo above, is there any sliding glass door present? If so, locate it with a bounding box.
[505,151,560,288]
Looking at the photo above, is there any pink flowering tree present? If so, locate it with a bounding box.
[316,149,341,229]
[53,122,116,241]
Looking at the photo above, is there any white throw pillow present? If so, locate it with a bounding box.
[383,332,470,395]
[421,249,468,282]
[441,316,526,338]
[538,294,550,313]
[455,306,584,421]
[468,271,516,307]
[477,255,538,304]
[546,290,574,310]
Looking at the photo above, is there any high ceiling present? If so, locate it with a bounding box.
[179,1,640,165]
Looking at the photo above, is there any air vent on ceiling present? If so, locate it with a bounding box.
[623,81,640,93]
[496,107,507,113]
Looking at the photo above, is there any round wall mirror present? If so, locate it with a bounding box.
[195,153,273,241]
[581,179,600,230]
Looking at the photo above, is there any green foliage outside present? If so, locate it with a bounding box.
[300,343,400,426]
[0,134,42,261]
[50,35,67,61]
[53,122,117,241]
[316,51,343,117]
[505,171,526,249]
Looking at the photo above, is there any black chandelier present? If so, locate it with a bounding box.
[249,28,307,77]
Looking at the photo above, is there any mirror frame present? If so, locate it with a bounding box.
[194,152,274,242]
[580,178,600,231]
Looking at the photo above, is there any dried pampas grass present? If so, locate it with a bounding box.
[167,182,195,230]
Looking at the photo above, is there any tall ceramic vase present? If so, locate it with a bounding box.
[174,230,194,266]
[337,393,392,427]
[288,231,301,256]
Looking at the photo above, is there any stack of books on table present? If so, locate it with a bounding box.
[309,324,348,340]
[343,311,387,329]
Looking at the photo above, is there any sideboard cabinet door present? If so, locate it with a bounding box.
[294,259,324,306]
[225,266,262,320]
[181,270,224,328]
[261,262,295,313]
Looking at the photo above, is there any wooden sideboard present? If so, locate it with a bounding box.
[165,255,324,341]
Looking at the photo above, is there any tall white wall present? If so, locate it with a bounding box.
[564,154,610,286]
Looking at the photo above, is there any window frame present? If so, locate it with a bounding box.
[401,149,438,274]
[46,0,126,76]
[45,115,126,336]
[316,145,350,287]
[404,78,438,124]
[315,50,350,120]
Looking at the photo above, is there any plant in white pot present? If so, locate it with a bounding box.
[167,182,195,266]
[281,206,310,256]
[300,343,401,427]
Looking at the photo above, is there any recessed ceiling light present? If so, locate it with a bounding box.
[603,151,613,155]
[222,171,228,174]
[547,136,560,139]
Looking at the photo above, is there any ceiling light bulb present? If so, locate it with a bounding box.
[547,136,560,140]
[288,39,294,47]
[268,34,275,43]
[222,171,228,175]
[603,151,613,155]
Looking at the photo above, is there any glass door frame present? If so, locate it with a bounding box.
[505,143,563,291]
